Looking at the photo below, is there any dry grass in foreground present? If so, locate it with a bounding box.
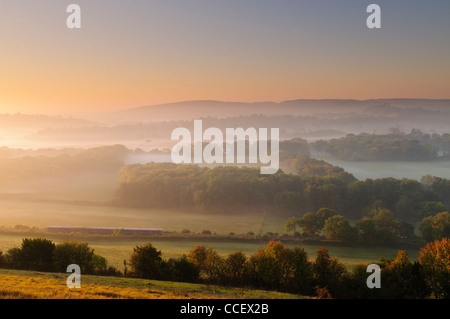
[0,269,308,299]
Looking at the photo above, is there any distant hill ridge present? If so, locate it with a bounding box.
[113,99,450,122]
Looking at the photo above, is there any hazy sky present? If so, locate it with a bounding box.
[0,0,449,114]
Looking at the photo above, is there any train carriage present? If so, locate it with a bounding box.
[47,226,163,235]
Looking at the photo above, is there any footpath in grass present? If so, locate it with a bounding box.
[0,269,308,299]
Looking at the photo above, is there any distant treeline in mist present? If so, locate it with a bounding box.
[28,124,450,162]
[114,162,450,223]
[309,129,450,161]
[27,108,450,143]
[0,145,129,185]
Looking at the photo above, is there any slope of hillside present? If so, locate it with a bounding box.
[0,269,307,299]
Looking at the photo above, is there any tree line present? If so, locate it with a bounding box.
[114,163,450,223]
[0,238,120,276]
[311,133,438,161]
[1,237,448,299]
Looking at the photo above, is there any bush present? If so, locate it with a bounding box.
[161,255,199,283]
[17,238,55,271]
[201,230,212,235]
[53,241,96,274]
[4,248,22,269]
[129,243,163,279]
[0,251,5,268]
[181,229,191,234]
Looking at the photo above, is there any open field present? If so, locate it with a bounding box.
[0,269,305,299]
[0,231,420,271]
[0,199,272,234]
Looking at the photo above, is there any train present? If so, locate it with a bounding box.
[46,226,163,235]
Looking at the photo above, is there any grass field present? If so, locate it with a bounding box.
[0,269,306,299]
[0,199,421,271]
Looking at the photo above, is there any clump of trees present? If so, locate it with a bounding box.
[1,237,449,299]
[419,211,450,242]
[128,243,199,283]
[0,238,121,276]
[126,239,450,299]
[311,133,438,161]
[285,207,416,244]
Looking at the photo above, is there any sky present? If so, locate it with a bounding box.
[0,0,449,115]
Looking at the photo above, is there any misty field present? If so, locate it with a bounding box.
[315,158,450,181]
[0,199,421,270]
[0,199,272,234]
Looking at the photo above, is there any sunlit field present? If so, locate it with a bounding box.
[0,269,304,299]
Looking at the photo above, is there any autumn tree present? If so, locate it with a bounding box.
[418,238,450,299]
[382,250,429,299]
[419,212,450,242]
[188,245,224,282]
[223,251,247,286]
[312,248,346,296]
[248,241,296,290]
[188,245,208,270]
